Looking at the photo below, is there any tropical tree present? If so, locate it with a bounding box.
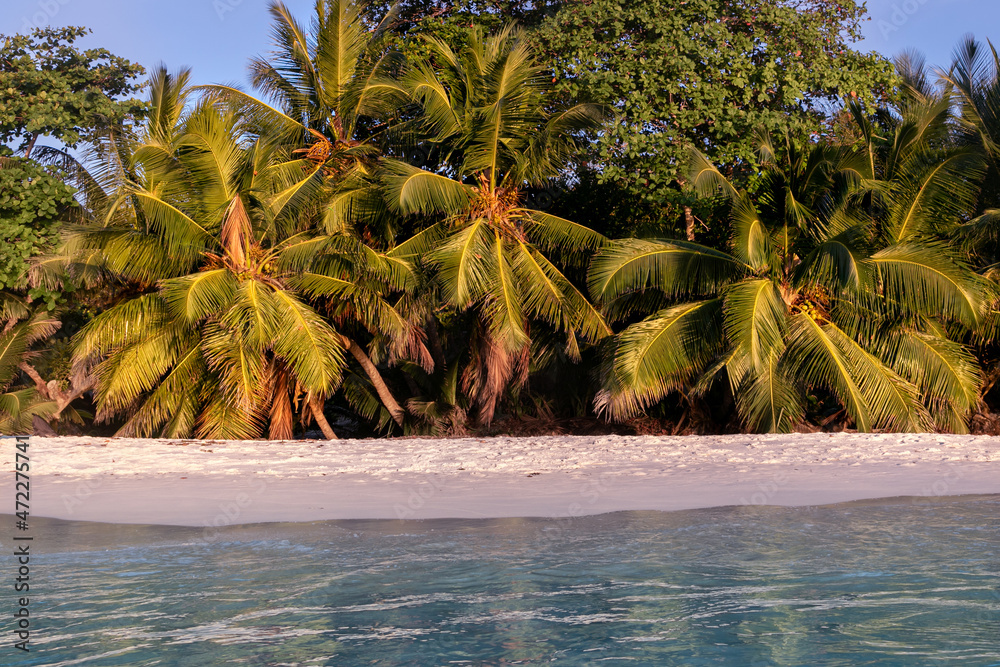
[591,106,985,433]
[381,24,610,424]
[0,29,147,434]
[201,0,410,245]
[54,68,422,439]
[0,157,79,309]
[530,0,896,215]
[936,37,1000,410]
[0,300,66,433]
[200,0,439,429]
[0,26,145,158]
[942,37,1000,212]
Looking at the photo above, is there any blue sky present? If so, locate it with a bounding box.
[3,0,999,91]
[858,0,1000,69]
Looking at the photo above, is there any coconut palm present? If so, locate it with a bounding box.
[200,0,410,244]
[591,110,985,433]
[0,300,64,433]
[196,0,429,429]
[381,24,610,423]
[58,68,422,439]
[941,37,1000,206]
[933,37,1000,407]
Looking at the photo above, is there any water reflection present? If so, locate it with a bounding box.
[6,496,999,666]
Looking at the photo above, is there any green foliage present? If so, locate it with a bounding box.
[0,158,76,307]
[65,68,419,439]
[14,9,1000,438]
[547,168,724,244]
[530,0,897,208]
[366,0,553,59]
[201,0,412,246]
[384,24,610,423]
[0,26,145,154]
[591,110,985,433]
[0,306,62,434]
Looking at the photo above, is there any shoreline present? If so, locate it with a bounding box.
[5,433,999,526]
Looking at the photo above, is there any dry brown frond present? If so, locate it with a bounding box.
[221,196,253,272]
[462,325,531,425]
[267,361,295,440]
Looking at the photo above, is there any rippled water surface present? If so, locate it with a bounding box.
[8,498,1000,666]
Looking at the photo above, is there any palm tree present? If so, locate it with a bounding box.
[935,37,1000,410]
[0,300,65,433]
[590,109,985,433]
[200,0,434,428]
[381,24,610,423]
[58,68,421,439]
[941,37,1000,210]
[201,0,410,244]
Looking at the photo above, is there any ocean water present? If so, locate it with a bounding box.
[7,497,1000,666]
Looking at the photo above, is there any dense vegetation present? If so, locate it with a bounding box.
[3,0,1000,438]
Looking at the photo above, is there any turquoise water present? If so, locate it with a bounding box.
[8,497,1000,666]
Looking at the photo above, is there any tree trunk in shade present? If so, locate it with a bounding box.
[309,395,338,440]
[341,335,406,426]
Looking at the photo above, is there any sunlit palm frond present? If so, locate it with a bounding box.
[886,328,981,432]
[866,244,982,326]
[730,193,773,271]
[381,158,476,216]
[429,218,494,308]
[589,238,745,304]
[270,289,345,394]
[785,314,929,432]
[596,300,724,420]
[75,295,171,359]
[722,279,786,369]
[161,269,237,324]
[520,209,606,264]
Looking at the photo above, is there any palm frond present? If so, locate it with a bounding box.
[886,329,981,432]
[596,300,724,420]
[271,289,345,394]
[161,269,237,324]
[866,244,982,326]
[381,159,475,216]
[686,147,739,200]
[730,193,773,271]
[785,314,929,432]
[429,218,494,307]
[733,353,803,433]
[589,238,745,304]
[723,279,787,369]
[520,209,606,263]
[481,232,528,352]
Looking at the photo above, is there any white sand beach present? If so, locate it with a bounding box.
[5,433,1000,526]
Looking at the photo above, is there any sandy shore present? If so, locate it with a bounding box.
[3,432,999,526]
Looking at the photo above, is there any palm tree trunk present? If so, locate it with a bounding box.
[425,316,446,373]
[684,206,696,241]
[23,133,38,159]
[268,365,294,440]
[341,335,406,426]
[309,395,338,440]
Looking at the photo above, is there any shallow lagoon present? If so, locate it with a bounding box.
[9,497,1000,665]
